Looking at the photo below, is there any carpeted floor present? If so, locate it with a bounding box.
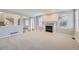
[0,31,79,50]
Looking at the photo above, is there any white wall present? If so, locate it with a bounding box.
[42,14,58,21]
[57,10,74,35]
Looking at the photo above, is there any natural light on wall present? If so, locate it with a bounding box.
[43,14,58,21]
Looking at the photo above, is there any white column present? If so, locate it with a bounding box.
[75,9,79,33]
[74,9,79,43]
[19,16,24,33]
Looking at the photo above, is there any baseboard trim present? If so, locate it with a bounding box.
[0,33,21,39]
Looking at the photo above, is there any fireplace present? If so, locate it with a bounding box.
[45,21,56,32]
[45,26,53,32]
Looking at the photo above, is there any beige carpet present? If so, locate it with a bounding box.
[0,31,79,50]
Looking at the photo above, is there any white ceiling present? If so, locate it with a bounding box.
[0,9,72,17]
